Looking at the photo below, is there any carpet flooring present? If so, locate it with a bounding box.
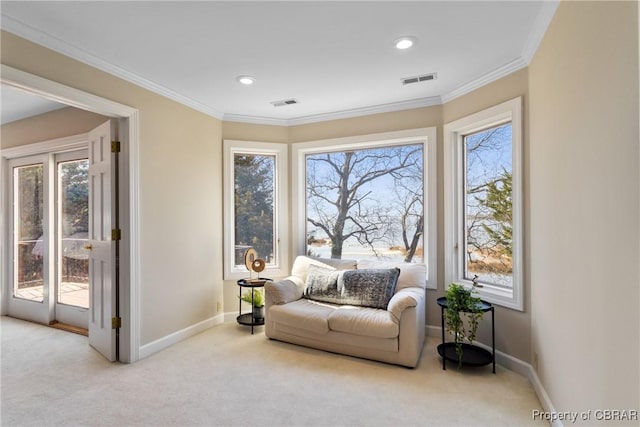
[1,316,546,426]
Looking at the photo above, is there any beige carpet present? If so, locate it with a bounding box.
[1,316,545,426]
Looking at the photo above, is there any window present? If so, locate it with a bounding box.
[444,97,523,310]
[12,159,46,302]
[223,140,288,280]
[57,155,89,308]
[293,128,437,289]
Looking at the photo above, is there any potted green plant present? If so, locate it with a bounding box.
[240,289,265,321]
[444,275,484,367]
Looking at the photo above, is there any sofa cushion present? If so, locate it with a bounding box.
[338,268,400,309]
[265,278,303,305]
[273,323,399,353]
[356,260,426,291]
[268,299,335,334]
[291,256,357,282]
[303,264,342,304]
[328,307,399,339]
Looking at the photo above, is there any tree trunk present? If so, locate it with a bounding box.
[404,215,423,262]
[331,238,343,259]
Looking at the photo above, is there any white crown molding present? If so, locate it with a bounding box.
[521,0,560,65]
[1,14,225,120]
[224,95,442,126]
[222,113,290,127]
[287,96,442,126]
[440,57,528,104]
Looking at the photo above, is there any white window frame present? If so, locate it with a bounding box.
[443,97,523,310]
[292,128,438,290]
[223,140,289,280]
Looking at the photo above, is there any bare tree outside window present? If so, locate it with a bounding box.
[305,144,424,262]
[464,123,513,287]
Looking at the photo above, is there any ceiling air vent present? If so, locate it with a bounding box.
[271,98,298,107]
[401,73,437,86]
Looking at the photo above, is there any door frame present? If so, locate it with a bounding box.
[0,64,140,363]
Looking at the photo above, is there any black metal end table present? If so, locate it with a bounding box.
[237,278,270,334]
[436,296,495,373]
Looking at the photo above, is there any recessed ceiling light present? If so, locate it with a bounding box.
[395,36,416,50]
[237,75,255,85]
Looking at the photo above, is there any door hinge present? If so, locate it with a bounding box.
[112,228,122,241]
[112,316,122,329]
[111,140,121,153]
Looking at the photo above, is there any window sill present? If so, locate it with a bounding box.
[446,279,523,311]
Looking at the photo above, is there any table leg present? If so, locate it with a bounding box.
[441,305,446,370]
[491,307,495,374]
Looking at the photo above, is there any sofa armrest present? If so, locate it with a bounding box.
[387,287,424,321]
[265,276,304,305]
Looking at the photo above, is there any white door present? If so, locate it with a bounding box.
[87,120,118,361]
[7,151,92,330]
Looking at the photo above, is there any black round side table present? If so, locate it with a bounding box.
[436,296,495,373]
[237,278,270,334]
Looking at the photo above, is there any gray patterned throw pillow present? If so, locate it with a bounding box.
[303,264,342,304]
[338,268,400,309]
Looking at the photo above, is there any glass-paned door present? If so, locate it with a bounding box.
[7,150,90,329]
[54,151,90,328]
[14,163,45,302]
[57,158,90,309]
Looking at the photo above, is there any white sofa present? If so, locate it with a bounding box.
[264,256,427,368]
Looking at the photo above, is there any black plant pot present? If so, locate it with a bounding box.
[252,305,265,321]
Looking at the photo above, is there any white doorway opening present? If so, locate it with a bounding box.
[1,64,140,363]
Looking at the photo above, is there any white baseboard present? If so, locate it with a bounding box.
[426,324,558,425]
[224,311,239,323]
[528,367,562,427]
[138,314,225,359]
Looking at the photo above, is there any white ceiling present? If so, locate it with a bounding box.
[1,1,558,126]
[1,84,66,125]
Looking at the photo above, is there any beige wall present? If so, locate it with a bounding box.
[1,31,225,345]
[529,0,639,415]
[222,121,289,144]
[290,106,442,143]
[1,106,109,148]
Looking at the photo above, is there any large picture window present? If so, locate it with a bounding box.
[223,140,288,280]
[293,128,437,289]
[444,97,523,310]
[305,144,424,262]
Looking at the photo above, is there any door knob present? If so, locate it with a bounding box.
[84,244,93,251]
